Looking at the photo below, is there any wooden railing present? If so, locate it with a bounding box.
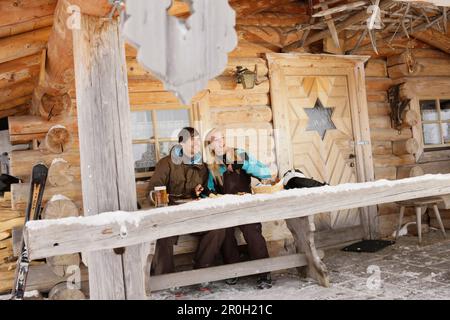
[22,174,450,295]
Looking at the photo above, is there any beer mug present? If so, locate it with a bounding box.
[149,186,169,207]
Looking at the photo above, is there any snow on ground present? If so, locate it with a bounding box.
[150,230,450,300]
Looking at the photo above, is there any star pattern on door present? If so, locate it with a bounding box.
[304,99,336,140]
[282,75,358,230]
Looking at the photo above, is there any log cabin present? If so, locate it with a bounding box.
[0,0,450,299]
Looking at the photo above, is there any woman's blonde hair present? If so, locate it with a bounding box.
[204,128,224,187]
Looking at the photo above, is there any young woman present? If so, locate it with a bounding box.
[204,128,273,289]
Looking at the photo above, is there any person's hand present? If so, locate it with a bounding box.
[194,184,204,197]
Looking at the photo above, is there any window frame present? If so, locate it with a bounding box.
[410,95,450,163]
[131,104,194,179]
[419,98,450,149]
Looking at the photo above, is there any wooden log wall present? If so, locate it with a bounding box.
[363,49,450,237]
[386,49,450,234]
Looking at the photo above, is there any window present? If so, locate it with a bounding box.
[131,107,192,178]
[420,99,450,148]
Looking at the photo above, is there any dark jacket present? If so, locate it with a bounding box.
[148,145,209,204]
[207,148,271,195]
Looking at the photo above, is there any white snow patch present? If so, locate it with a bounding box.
[391,222,416,238]
[423,272,441,282]
[50,194,71,202]
[120,225,128,238]
[51,158,68,165]
[49,125,67,131]
[24,290,40,298]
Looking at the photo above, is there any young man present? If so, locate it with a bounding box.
[148,127,225,275]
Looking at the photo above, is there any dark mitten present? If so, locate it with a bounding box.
[284,177,327,190]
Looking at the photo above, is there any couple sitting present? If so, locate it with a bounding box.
[147,126,273,289]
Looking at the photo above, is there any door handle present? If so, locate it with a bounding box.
[349,154,355,167]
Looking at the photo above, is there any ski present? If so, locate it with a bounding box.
[10,163,48,300]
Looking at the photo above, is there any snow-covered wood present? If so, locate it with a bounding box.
[24,174,450,260]
[121,0,238,104]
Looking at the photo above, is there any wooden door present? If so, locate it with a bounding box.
[267,53,375,234]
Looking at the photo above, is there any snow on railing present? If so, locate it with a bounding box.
[24,174,450,260]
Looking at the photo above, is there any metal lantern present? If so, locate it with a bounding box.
[236,66,257,89]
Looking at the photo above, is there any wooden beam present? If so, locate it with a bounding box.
[150,252,322,292]
[283,0,395,51]
[8,114,77,136]
[236,13,310,27]
[28,0,118,119]
[395,0,450,6]
[0,15,53,39]
[0,79,35,105]
[237,25,303,48]
[0,27,51,64]
[412,27,450,54]
[0,104,29,119]
[317,0,341,48]
[0,0,56,30]
[24,174,450,260]
[64,0,114,16]
[312,1,366,17]
[388,57,450,78]
[0,95,32,113]
[72,13,146,300]
[265,2,308,15]
[32,0,73,118]
[0,54,41,90]
[230,0,297,16]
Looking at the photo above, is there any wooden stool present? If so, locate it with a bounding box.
[396,197,447,244]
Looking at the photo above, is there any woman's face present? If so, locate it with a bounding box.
[210,131,226,157]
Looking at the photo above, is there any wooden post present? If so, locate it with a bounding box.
[350,61,378,240]
[73,15,147,299]
[286,216,330,287]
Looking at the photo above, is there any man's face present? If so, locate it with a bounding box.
[210,131,226,157]
[182,135,201,157]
